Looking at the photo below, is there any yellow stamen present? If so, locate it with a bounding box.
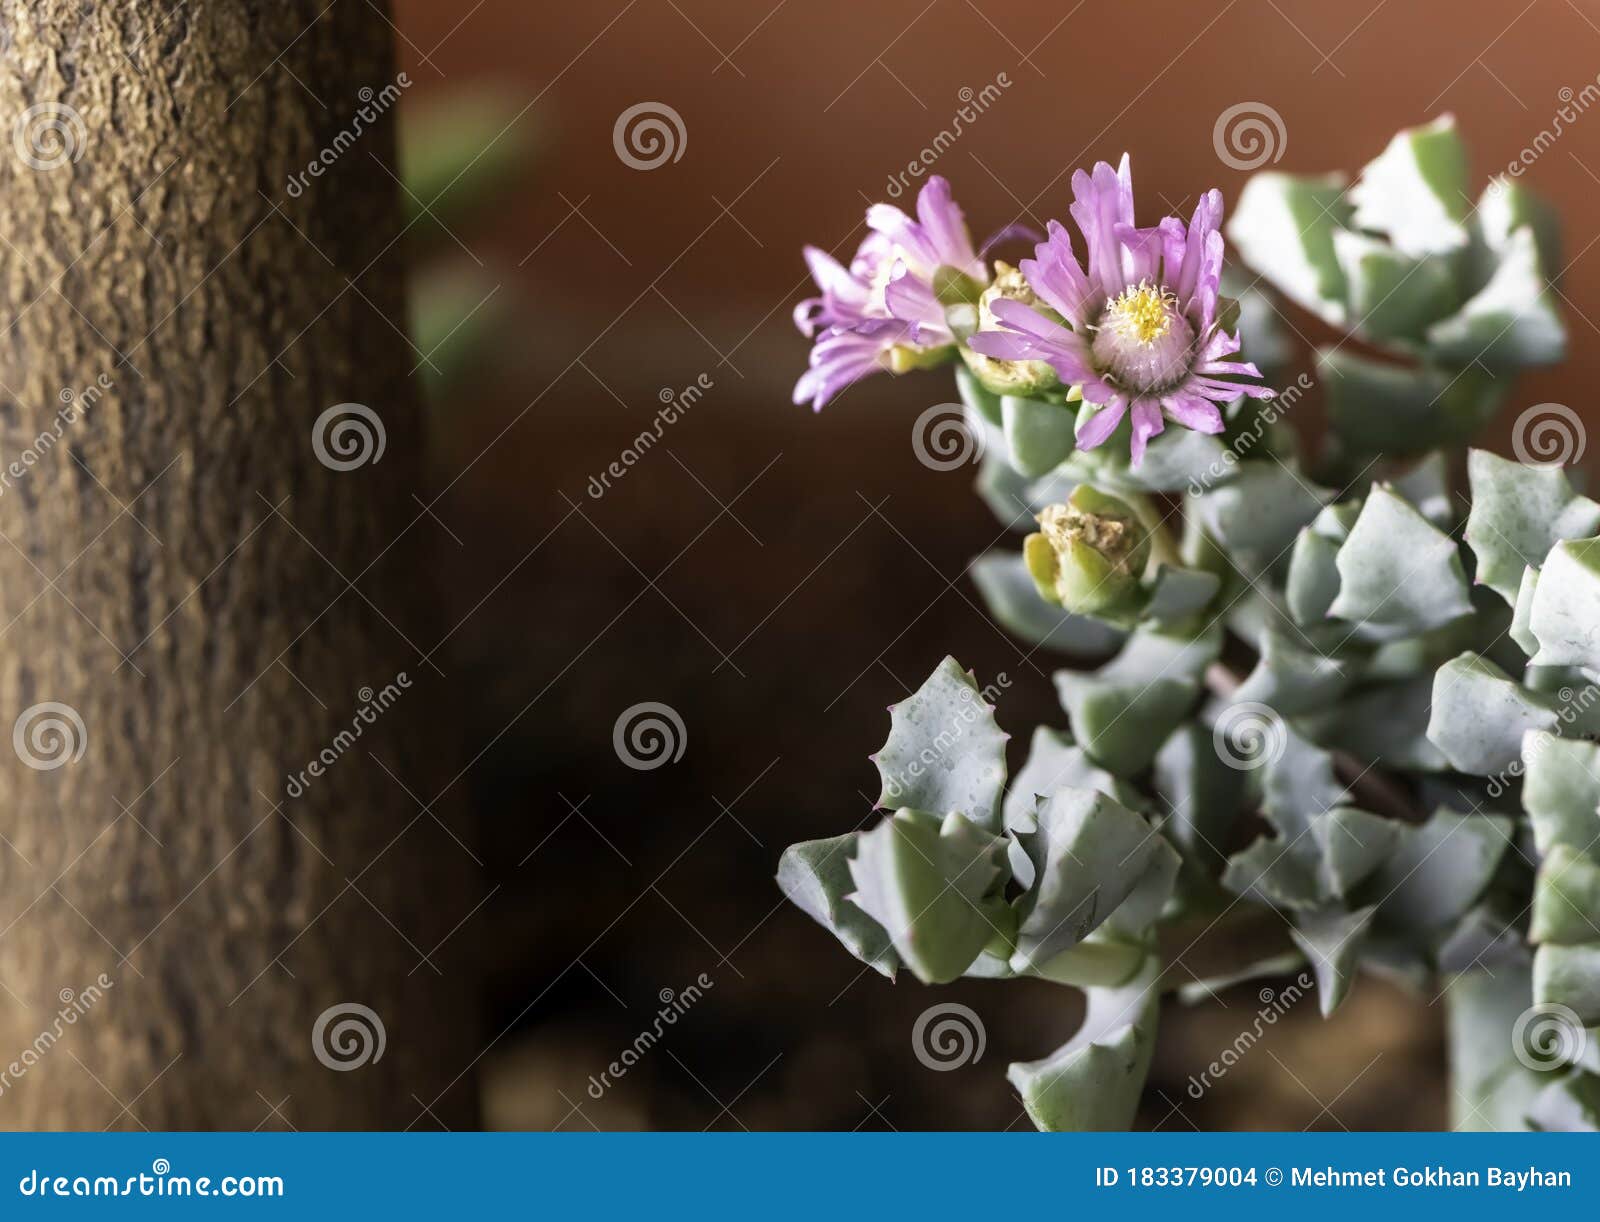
[1105,281,1178,346]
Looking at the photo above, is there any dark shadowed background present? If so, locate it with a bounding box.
[390,0,1600,1129]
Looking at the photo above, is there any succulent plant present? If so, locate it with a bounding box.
[779,117,1598,1130]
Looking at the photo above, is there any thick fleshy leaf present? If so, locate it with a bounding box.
[1528,538,1600,673]
[1427,228,1565,370]
[1332,230,1460,343]
[1447,963,1547,1132]
[1512,567,1541,656]
[1521,731,1600,859]
[1152,721,1246,867]
[1008,954,1160,1132]
[1054,628,1218,775]
[848,809,1010,984]
[1318,348,1505,457]
[1312,807,1401,898]
[1002,727,1137,835]
[1349,114,1470,257]
[1298,675,1450,772]
[1223,835,1322,909]
[1392,451,1454,528]
[1528,1071,1600,1132]
[1227,171,1351,324]
[1192,461,1327,576]
[1002,396,1078,477]
[1373,808,1513,931]
[954,363,1003,428]
[874,657,1008,829]
[1534,944,1600,1027]
[777,834,900,977]
[1465,450,1600,605]
[1427,652,1559,776]
[1329,486,1473,637]
[972,551,1125,660]
[1478,177,1561,285]
[1010,788,1163,971]
[1235,625,1352,716]
[1531,845,1600,945]
[1262,724,1350,841]
[1143,565,1221,629]
[1290,905,1376,1017]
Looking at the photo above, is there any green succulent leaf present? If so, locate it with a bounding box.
[1008,954,1160,1132]
[1054,628,1218,775]
[1331,230,1460,344]
[1227,171,1352,324]
[972,551,1126,660]
[1011,788,1165,971]
[1192,461,1328,576]
[1521,730,1600,861]
[1285,527,1343,625]
[1235,624,1353,716]
[1531,844,1600,945]
[1002,396,1078,477]
[1464,449,1600,605]
[1152,721,1246,867]
[1372,808,1514,931]
[1528,538,1600,673]
[1349,114,1471,257]
[1427,652,1559,776]
[847,809,1011,984]
[1290,905,1377,1017]
[776,834,900,978]
[1317,348,1505,457]
[1329,485,1473,637]
[873,657,1008,829]
[1534,944,1600,1027]
[1427,228,1565,370]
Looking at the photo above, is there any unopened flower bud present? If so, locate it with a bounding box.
[1025,486,1151,617]
[958,262,1061,397]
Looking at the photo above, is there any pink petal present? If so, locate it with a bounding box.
[1129,398,1165,465]
[1075,397,1128,450]
[1161,392,1225,433]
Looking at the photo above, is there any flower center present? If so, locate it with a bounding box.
[1091,281,1195,393]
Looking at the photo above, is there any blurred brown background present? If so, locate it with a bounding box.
[389,0,1600,1129]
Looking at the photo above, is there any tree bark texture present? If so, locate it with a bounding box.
[0,1,480,1128]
